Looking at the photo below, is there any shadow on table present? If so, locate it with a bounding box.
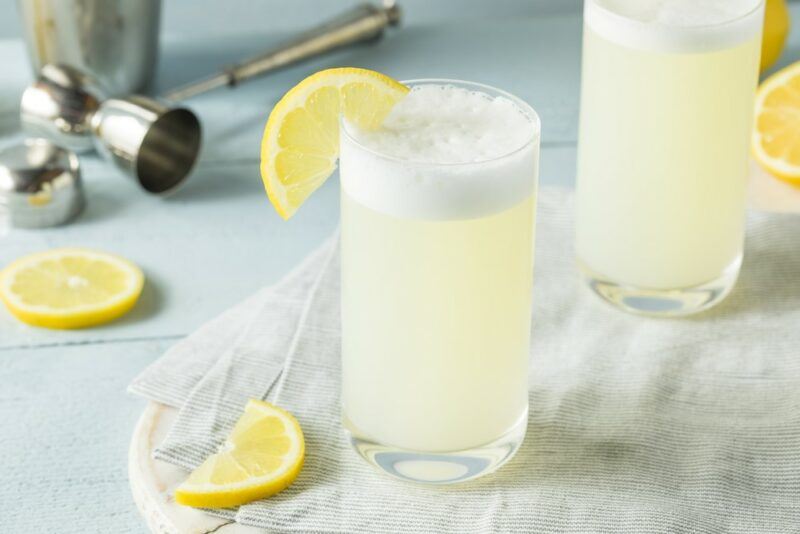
[71,188,128,226]
[116,272,166,326]
[169,160,261,204]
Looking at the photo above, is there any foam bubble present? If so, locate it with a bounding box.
[340,84,540,220]
[586,0,764,53]
[347,85,533,164]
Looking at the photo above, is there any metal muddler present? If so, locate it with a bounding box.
[19,2,402,195]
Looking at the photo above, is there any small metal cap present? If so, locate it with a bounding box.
[0,138,85,229]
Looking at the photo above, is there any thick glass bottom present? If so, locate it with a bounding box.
[578,256,742,317]
[344,409,528,485]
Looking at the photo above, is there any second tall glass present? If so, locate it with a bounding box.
[576,0,765,316]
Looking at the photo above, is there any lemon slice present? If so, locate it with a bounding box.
[0,248,144,329]
[752,61,800,186]
[260,67,409,219]
[175,400,305,509]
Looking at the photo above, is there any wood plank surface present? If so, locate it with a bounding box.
[1,2,799,532]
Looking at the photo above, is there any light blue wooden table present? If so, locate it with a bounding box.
[1,1,798,532]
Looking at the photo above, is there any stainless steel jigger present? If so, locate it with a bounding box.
[20,65,107,153]
[90,97,201,194]
[20,2,401,195]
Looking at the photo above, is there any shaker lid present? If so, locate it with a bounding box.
[0,138,85,229]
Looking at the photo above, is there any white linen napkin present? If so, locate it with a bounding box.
[129,187,800,533]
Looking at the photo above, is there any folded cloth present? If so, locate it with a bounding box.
[129,187,800,533]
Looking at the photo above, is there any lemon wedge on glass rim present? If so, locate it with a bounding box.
[175,399,305,508]
[260,67,409,219]
[0,248,144,329]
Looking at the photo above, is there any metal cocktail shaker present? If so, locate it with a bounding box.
[17,0,161,95]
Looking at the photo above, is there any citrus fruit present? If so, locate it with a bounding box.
[0,248,144,329]
[175,400,305,508]
[761,0,790,73]
[260,67,408,219]
[752,61,800,186]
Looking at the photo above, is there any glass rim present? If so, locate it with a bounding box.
[585,0,766,32]
[339,78,541,168]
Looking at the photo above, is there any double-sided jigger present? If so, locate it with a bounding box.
[20,64,201,196]
[11,1,401,214]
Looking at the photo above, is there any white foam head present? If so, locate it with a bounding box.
[340,82,540,220]
[585,0,764,53]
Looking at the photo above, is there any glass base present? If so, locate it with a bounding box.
[345,410,527,485]
[578,257,741,317]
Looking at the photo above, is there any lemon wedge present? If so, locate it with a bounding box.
[175,400,305,509]
[752,61,800,186]
[260,67,409,219]
[0,248,144,329]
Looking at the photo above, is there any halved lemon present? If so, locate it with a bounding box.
[752,61,800,186]
[175,399,305,508]
[260,67,409,219]
[0,248,144,329]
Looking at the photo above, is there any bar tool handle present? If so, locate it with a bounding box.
[164,2,401,101]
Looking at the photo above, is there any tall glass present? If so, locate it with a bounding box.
[340,80,540,484]
[576,0,765,316]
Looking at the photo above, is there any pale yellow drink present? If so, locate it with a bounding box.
[342,193,534,452]
[340,81,540,483]
[576,0,764,313]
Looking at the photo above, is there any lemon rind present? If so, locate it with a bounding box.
[174,400,305,508]
[0,248,145,329]
[260,68,409,219]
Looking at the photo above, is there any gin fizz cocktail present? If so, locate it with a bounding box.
[576,0,764,315]
[340,81,540,483]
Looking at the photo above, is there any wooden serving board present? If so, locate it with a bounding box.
[129,402,264,534]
